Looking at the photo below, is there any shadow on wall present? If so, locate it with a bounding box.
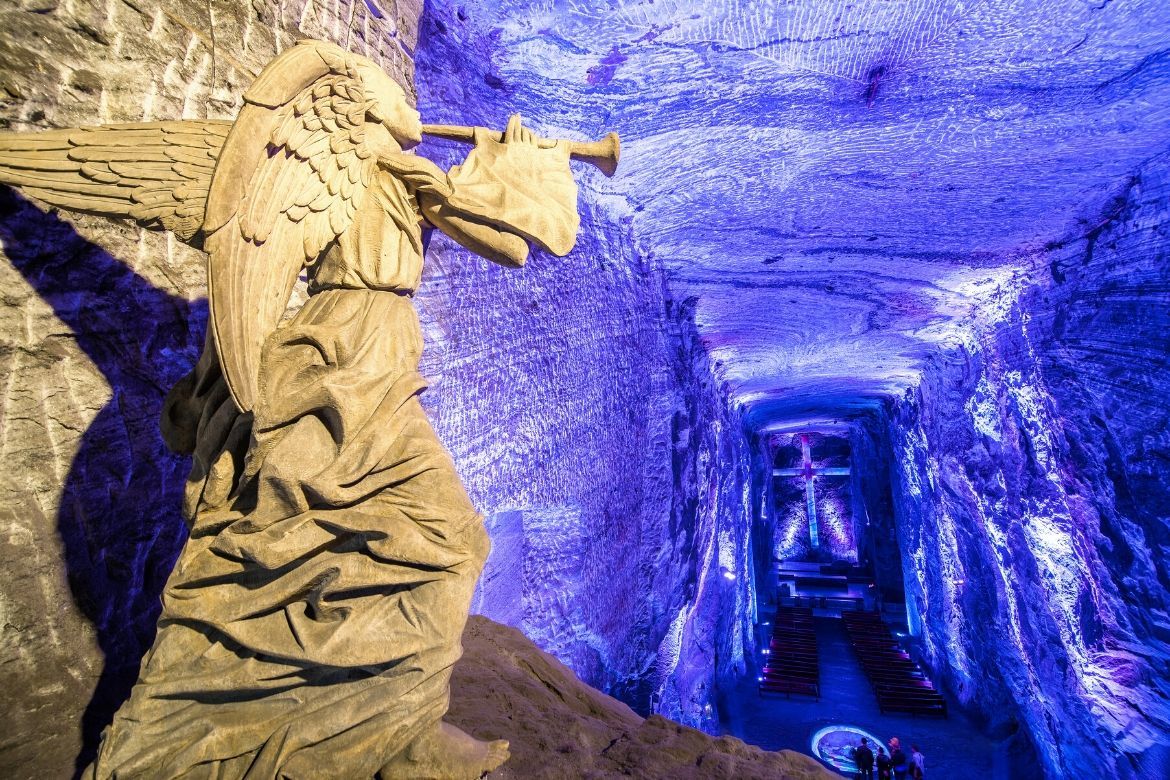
[0,188,203,776]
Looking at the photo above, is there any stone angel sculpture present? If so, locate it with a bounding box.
[0,39,618,779]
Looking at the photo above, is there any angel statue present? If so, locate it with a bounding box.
[0,39,618,779]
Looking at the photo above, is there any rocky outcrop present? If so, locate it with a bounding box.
[450,616,837,779]
[887,153,1170,778]
[411,5,1170,761]
[4,1,1168,778]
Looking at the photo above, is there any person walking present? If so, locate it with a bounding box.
[876,746,892,780]
[909,744,926,779]
[889,737,909,780]
[854,737,875,780]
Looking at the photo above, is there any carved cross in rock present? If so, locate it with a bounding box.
[772,434,850,550]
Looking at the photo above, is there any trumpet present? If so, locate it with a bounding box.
[421,123,621,178]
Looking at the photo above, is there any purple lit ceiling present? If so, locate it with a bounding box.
[425,0,1170,428]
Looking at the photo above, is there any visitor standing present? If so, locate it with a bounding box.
[875,746,892,780]
[855,737,874,780]
[889,737,909,780]
[909,744,925,779]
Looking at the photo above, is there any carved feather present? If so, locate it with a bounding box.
[0,121,233,243]
[205,40,385,413]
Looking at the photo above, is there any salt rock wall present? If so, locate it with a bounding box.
[771,433,856,562]
[0,3,418,778]
[887,152,1170,778]
[849,420,904,604]
[413,3,757,732]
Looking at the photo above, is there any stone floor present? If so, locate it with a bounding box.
[719,612,1010,779]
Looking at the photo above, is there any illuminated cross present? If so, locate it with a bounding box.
[772,434,850,549]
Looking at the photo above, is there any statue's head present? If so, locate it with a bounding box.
[240,40,422,155]
[355,61,422,149]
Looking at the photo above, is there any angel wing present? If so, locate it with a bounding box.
[0,121,231,243]
[0,40,410,414]
[203,40,387,413]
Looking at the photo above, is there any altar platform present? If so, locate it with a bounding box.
[772,560,877,613]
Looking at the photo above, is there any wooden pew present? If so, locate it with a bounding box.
[877,693,948,717]
[764,664,818,677]
[842,611,949,719]
[762,665,817,675]
[759,608,821,700]
[758,677,820,699]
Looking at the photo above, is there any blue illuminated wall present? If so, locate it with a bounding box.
[888,154,1170,779]
[412,5,1170,773]
[1,2,1167,778]
[411,3,758,731]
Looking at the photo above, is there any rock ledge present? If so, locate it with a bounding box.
[449,616,838,779]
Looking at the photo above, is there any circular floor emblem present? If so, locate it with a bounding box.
[811,724,884,773]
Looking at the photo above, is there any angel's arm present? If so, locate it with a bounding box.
[391,115,576,268]
[418,193,529,268]
[381,148,531,268]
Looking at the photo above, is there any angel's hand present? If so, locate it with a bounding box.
[503,113,538,146]
[379,154,454,199]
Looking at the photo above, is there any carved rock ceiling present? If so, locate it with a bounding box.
[448,0,1170,428]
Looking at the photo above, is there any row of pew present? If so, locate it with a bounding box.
[758,606,820,699]
[842,611,948,717]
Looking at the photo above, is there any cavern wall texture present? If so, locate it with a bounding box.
[409,13,1170,766]
[888,153,1170,779]
[0,3,418,777]
[849,420,903,603]
[414,5,757,730]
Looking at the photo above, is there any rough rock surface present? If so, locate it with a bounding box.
[415,6,759,733]
[770,432,855,562]
[0,3,419,777]
[1,0,762,776]
[887,153,1170,778]
[2,1,1169,779]
[426,0,1170,426]
[450,615,838,780]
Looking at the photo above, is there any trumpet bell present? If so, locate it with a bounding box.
[574,132,621,178]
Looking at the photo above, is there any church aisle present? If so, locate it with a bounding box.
[720,615,1007,779]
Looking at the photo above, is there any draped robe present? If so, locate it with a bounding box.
[85,141,577,779]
